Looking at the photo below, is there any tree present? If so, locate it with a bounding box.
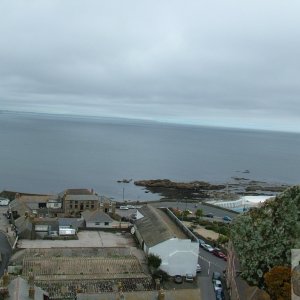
[231,185,300,287]
[264,266,291,300]
[148,254,162,269]
[195,208,203,219]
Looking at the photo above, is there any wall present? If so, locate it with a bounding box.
[86,221,113,228]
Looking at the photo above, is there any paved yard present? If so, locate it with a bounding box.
[17,230,136,248]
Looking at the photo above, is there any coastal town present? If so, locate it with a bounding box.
[0,180,297,300]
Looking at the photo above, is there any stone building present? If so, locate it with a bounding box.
[60,189,100,216]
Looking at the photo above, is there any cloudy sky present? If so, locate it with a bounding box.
[1,1,300,132]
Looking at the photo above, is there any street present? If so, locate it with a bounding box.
[198,246,227,300]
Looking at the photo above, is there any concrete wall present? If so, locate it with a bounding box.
[149,238,199,276]
[163,208,199,242]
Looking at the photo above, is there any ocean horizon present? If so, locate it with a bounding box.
[1,111,300,201]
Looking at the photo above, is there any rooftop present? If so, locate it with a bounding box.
[17,248,153,299]
[135,205,189,247]
[65,194,100,201]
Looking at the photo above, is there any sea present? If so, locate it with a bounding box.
[1,111,300,201]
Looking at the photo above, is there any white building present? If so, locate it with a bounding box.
[82,210,115,228]
[0,197,9,206]
[134,205,199,277]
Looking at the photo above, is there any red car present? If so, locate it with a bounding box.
[212,248,227,260]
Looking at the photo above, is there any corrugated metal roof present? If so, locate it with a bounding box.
[134,205,177,247]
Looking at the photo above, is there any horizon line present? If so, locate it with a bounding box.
[1,109,299,135]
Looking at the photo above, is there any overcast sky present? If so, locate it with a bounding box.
[1,1,300,132]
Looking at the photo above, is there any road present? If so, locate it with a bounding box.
[117,200,237,225]
[154,201,237,220]
[197,246,227,300]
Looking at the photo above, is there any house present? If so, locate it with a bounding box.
[134,205,199,276]
[33,218,59,239]
[60,189,100,216]
[82,210,115,228]
[8,193,63,220]
[14,215,33,239]
[99,196,116,214]
[58,217,84,230]
[46,196,62,209]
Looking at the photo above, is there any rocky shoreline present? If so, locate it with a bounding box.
[134,178,290,201]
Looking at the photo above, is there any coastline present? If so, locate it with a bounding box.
[133,178,289,201]
[1,177,290,204]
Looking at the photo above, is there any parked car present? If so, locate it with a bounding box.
[198,239,205,248]
[212,271,221,283]
[196,263,202,273]
[223,216,232,222]
[119,206,129,210]
[202,244,214,252]
[174,275,183,284]
[185,274,194,282]
[205,213,214,218]
[213,279,223,292]
[215,289,225,300]
[212,248,227,259]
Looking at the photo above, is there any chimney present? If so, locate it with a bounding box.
[28,286,35,299]
[28,271,35,299]
[157,289,165,300]
[2,270,9,287]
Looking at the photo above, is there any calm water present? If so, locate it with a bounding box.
[1,111,300,201]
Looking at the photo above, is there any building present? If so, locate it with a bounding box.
[82,210,115,228]
[134,205,199,276]
[99,196,116,214]
[60,189,100,216]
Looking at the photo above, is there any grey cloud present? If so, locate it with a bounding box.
[1,0,300,132]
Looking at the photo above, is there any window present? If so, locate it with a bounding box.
[95,222,100,225]
[104,222,109,226]
[86,205,89,208]
[91,205,94,209]
[70,205,73,209]
[75,205,78,209]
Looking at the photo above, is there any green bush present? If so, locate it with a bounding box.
[148,254,162,269]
